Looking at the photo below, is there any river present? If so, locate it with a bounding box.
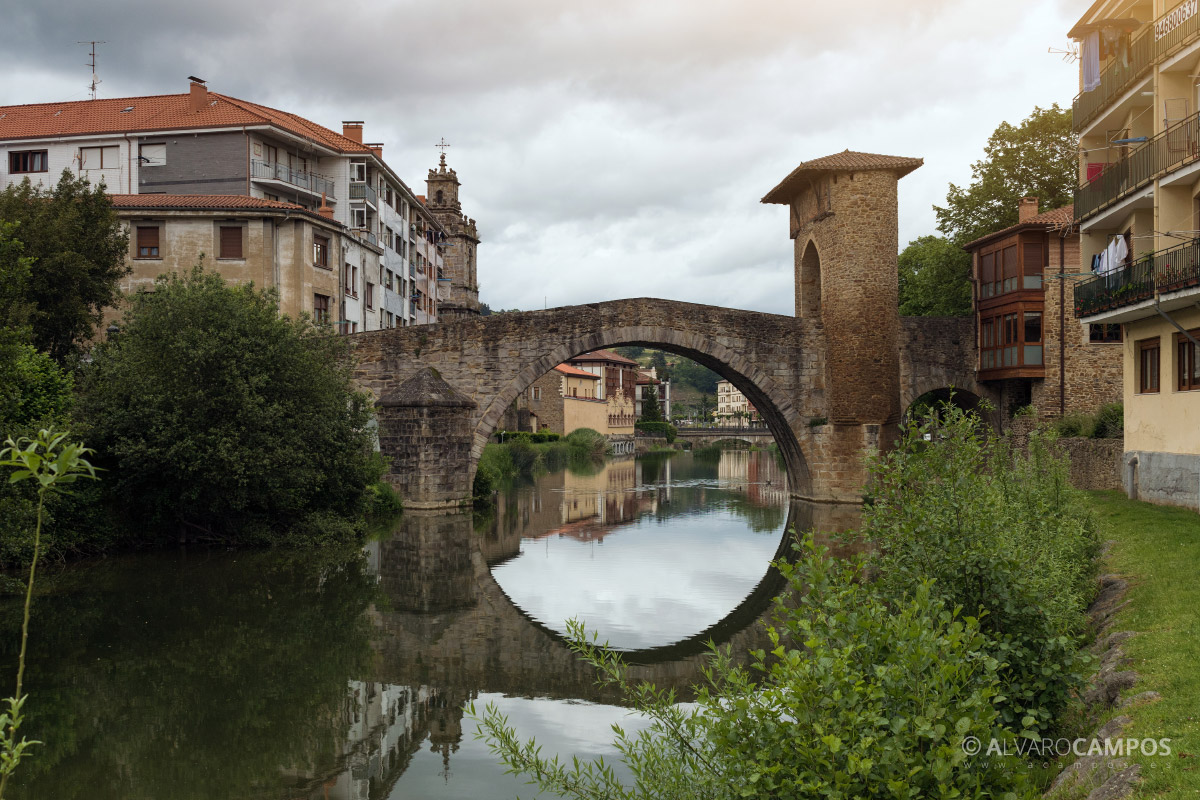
[3,447,842,799]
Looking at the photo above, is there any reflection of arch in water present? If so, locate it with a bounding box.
[474,327,812,499]
[366,500,849,703]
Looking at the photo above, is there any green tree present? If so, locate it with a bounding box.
[898,235,973,316]
[639,384,663,423]
[0,171,130,363]
[933,104,1077,246]
[77,267,382,545]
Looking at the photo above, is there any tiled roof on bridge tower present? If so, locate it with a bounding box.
[762,150,924,204]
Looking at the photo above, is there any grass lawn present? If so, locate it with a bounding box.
[1088,491,1200,797]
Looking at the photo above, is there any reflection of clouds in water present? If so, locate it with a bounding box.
[491,508,784,650]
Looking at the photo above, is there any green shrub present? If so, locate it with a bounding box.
[865,403,1099,737]
[566,427,608,457]
[76,267,382,546]
[476,536,1028,799]
[1092,402,1123,439]
[1054,413,1096,438]
[634,421,676,443]
[363,480,403,517]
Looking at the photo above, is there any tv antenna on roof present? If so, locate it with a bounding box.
[1048,43,1079,63]
[78,41,106,99]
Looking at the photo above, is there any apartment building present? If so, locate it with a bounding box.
[1070,0,1200,510]
[715,380,757,425]
[965,197,1121,418]
[0,78,465,330]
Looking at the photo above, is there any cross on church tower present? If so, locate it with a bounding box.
[435,137,450,168]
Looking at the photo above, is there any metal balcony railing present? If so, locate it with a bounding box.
[348,182,378,206]
[250,160,336,198]
[1074,109,1200,221]
[1074,237,1200,317]
[1072,1,1200,132]
[350,229,378,247]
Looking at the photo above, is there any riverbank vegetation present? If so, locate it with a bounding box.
[1087,492,1200,796]
[473,428,609,501]
[476,403,1101,798]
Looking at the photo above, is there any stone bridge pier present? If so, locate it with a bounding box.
[350,151,989,510]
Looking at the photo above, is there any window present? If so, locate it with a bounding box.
[80,146,120,169]
[139,143,166,167]
[1022,242,1043,290]
[313,235,329,268]
[1138,337,1160,393]
[1177,330,1200,391]
[351,208,366,229]
[1002,245,1018,294]
[9,150,48,173]
[264,144,278,165]
[218,226,243,259]
[980,253,995,299]
[365,282,374,309]
[313,293,330,324]
[1023,311,1042,365]
[136,226,160,258]
[351,162,366,182]
[344,263,358,297]
[1089,323,1123,343]
[533,387,542,400]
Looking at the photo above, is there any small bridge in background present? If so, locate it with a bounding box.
[674,427,777,448]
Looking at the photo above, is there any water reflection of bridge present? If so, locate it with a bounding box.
[295,454,856,799]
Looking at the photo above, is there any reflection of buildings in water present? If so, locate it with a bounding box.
[717,450,790,506]
[288,681,472,800]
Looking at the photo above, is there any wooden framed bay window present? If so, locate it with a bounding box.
[1176,330,1200,391]
[1138,337,1160,394]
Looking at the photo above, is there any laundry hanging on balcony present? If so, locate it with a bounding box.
[1083,31,1101,92]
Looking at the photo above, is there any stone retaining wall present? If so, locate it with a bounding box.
[1007,417,1122,492]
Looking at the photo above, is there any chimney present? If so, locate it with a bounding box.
[366,142,384,159]
[342,121,364,144]
[1018,196,1039,222]
[188,78,208,112]
[318,192,334,219]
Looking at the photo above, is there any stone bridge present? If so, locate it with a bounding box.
[349,152,993,509]
[675,427,777,448]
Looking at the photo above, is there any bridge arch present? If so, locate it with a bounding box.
[474,324,812,497]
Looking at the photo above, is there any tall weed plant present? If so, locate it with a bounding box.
[864,403,1099,737]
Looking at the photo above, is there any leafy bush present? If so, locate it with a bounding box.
[1092,402,1123,439]
[566,427,608,457]
[865,402,1099,736]
[476,537,1028,799]
[1054,413,1095,438]
[76,267,382,545]
[634,421,676,443]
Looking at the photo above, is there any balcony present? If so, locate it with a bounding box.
[348,182,378,207]
[1074,110,1200,221]
[1072,1,1200,132]
[1074,238,1200,317]
[350,229,378,248]
[250,159,335,199]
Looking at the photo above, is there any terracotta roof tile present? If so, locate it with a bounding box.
[0,91,371,153]
[762,150,924,204]
[109,194,307,211]
[963,204,1075,249]
[554,364,600,379]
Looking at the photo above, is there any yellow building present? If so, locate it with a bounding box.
[1071,0,1200,510]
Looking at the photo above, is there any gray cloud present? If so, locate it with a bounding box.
[1,0,1080,315]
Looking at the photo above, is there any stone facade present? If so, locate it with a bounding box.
[374,369,477,509]
[426,155,481,320]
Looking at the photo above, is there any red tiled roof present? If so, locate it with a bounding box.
[762,150,924,204]
[109,194,306,211]
[554,363,600,379]
[0,91,372,153]
[963,205,1076,249]
[636,370,659,384]
[571,349,639,366]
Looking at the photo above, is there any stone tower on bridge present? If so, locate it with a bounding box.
[426,154,482,320]
[352,149,985,511]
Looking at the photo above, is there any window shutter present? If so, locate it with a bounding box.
[219,226,242,259]
[136,226,159,257]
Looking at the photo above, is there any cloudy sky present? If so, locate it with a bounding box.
[3,0,1081,315]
